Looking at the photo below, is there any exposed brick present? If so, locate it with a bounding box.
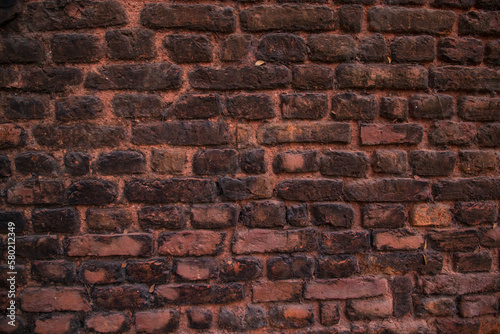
[191,204,238,229]
[232,228,317,254]
[368,7,456,34]
[411,204,453,227]
[14,152,58,176]
[360,123,424,146]
[358,34,388,63]
[320,231,370,254]
[362,204,406,229]
[0,123,26,149]
[336,64,428,90]
[125,178,217,203]
[189,66,290,90]
[273,150,319,173]
[241,149,266,174]
[391,36,436,63]
[260,122,350,145]
[346,178,431,202]
[292,64,334,90]
[220,34,251,62]
[240,5,336,32]
[459,11,500,36]
[308,34,355,62]
[340,5,362,32]
[141,4,235,32]
[105,28,156,60]
[218,305,266,331]
[51,33,102,63]
[33,125,125,149]
[225,94,274,120]
[32,260,75,284]
[416,297,457,317]
[287,204,310,227]
[438,37,484,64]
[155,283,244,305]
[86,208,132,232]
[428,229,480,251]
[454,201,498,225]
[252,281,302,302]
[269,304,314,329]
[93,285,151,310]
[459,295,498,318]
[7,180,63,205]
[454,252,492,273]
[433,177,500,200]
[19,287,91,312]
[311,203,354,228]
[0,35,45,63]
[420,273,500,295]
[380,97,408,121]
[458,97,500,122]
[158,231,225,256]
[174,258,218,281]
[86,313,129,333]
[126,258,170,284]
[164,35,213,63]
[392,276,413,317]
[317,255,358,278]
[429,121,477,146]
[478,123,500,147]
[5,95,48,120]
[193,149,238,175]
[277,179,343,201]
[34,314,80,334]
[258,33,307,63]
[410,150,457,176]
[187,308,212,330]
[64,152,89,176]
[32,208,79,234]
[267,255,313,280]
[305,277,388,300]
[80,260,124,284]
[281,93,328,120]
[220,257,262,282]
[430,66,500,92]
[367,252,443,275]
[112,93,164,119]
[321,151,369,177]
[347,297,393,320]
[65,234,152,257]
[17,235,61,259]
[218,176,272,201]
[320,303,340,326]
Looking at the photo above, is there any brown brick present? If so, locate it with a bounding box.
[158,231,225,256]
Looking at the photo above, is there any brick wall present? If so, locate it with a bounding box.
[0,0,499,333]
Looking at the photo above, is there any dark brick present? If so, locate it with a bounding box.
[409,94,454,119]
[80,260,124,284]
[267,255,313,280]
[85,63,182,91]
[32,208,79,234]
[174,258,218,281]
[0,123,26,149]
[105,28,156,60]
[320,151,369,177]
[459,11,500,36]
[429,121,476,146]
[410,150,457,176]
[170,94,222,119]
[257,33,307,63]
[14,152,58,176]
[0,155,11,179]
[478,124,500,147]
[7,180,63,205]
[17,235,60,259]
[18,67,83,92]
[0,35,44,63]
[362,204,406,229]
[220,257,262,282]
[5,95,48,120]
[368,252,443,275]
[97,151,146,175]
[189,66,290,90]
[32,260,76,284]
[241,149,266,174]
[287,204,309,227]
[126,258,170,284]
[241,201,286,228]
[429,229,480,251]
[485,40,500,66]
[454,252,492,273]
[64,152,90,176]
[292,64,334,90]
[259,122,351,144]
[277,179,343,201]
[193,149,238,175]
[346,178,431,202]
[392,276,413,317]
[232,228,317,254]
[321,231,370,254]
[0,211,27,234]
[191,204,238,229]
[273,150,319,173]
[317,255,357,278]
[438,37,483,64]
[51,33,102,63]
[458,97,500,122]
[372,150,407,175]
[218,305,266,331]
[225,94,274,120]
[358,34,388,63]
[336,64,428,90]
[390,36,435,63]
[320,303,340,326]
[459,150,498,175]
[86,208,132,232]
[240,5,336,32]
[34,125,125,149]
[269,304,314,329]
[112,93,164,119]
[281,93,327,119]
[141,4,235,32]
[432,0,474,8]
[187,308,212,330]
[380,97,408,121]
[218,176,272,201]
[155,283,244,305]
[93,285,151,310]
[454,202,498,225]
[26,0,128,31]
[311,203,354,228]
[55,95,103,122]
[430,66,500,92]
[164,34,213,63]
[66,180,117,205]
[220,34,251,62]
[132,120,232,146]
[308,34,355,62]
[434,177,500,200]
[339,5,362,32]
[331,93,378,121]
[368,7,456,34]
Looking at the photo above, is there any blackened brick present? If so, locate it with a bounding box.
[438,37,483,64]
[287,204,309,227]
[311,203,354,228]
[454,252,492,273]
[112,93,164,119]
[241,149,266,174]
[259,122,350,145]
[380,97,408,121]
[5,95,48,120]
[390,36,436,63]
[331,93,378,121]
[32,208,79,234]
[346,178,431,202]
[459,11,500,36]
[86,208,132,232]
[105,28,156,60]
[478,124,500,147]
[220,34,251,62]
[218,176,272,201]
[372,150,407,175]
[429,121,476,146]
[458,97,500,122]
[410,150,457,176]
[0,35,44,63]
[97,151,146,175]
[428,229,480,251]
[66,180,117,205]
[317,255,357,278]
[51,34,102,63]
[358,34,388,63]
[14,152,58,176]
[292,65,333,90]
[454,202,498,225]
[339,5,362,32]
[267,255,313,280]
[277,179,343,201]
[64,152,90,176]
[34,125,125,149]
[308,34,355,62]
[320,151,369,177]
[225,94,274,120]
[273,150,319,173]
[170,94,222,119]
[220,258,262,282]
[191,204,238,229]
[55,96,103,122]
[241,201,286,228]
[430,66,500,92]
[164,35,213,63]
[320,231,370,254]
[193,149,238,175]
[409,94,454,119]
[257,33,307,63]
[362,204,406,229]
[281,93,328,119]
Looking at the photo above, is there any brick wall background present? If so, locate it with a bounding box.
[0,0,499,333]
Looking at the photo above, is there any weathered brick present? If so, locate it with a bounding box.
[346,178,431,202]
[67,180,117,205]
[156,283,244,305]
[86,313,129,334]
[438,37,484,64]
[311,203,354,228]
[220,257,262,282]
[373,229,424,251]
[80,260,124,284]
[33,125,125,149]
[187,308,212,330]
[32,208,79,234]
[362,204,406,229]
[257,33,307,63]
[14,152,58,176]
[321,151,369,177]
[454,252,492,273]
[320,231,370,254]
[112,93,164,119]
[241,149,266,174]
[220,34,251,62]
[189,66,290,90]
[368,7,456,34]
[259,122,350,145]
[106,28,156,60]
[281,93,328,120]
[34,314,80,334]
[459,11,500,36]
[409,94,454,119]
[241,201,286,228]
[0,123,26,149]
[253,281,302,302]
[93,285,151,310]
[97,151,146,175]
[32,260,75,284]
[430,66,500,92]
[20,287,90,312]
[164,34,213,63]
[141,4,235,32]
[305,277,388,300]
[273,150,319,173]
[380,97,408,121]
[55,95,103,122]
[336,64,428,90]
[454,201,498,225]
[5,95,48,120]
[174,258,218,281]
[158,231,225,256]
[317,255,357,278]
[191,204,238,229]
[485,40,500,66]
[277,179,343,201]
[340,5,362,32]
[458,97,500,122]
[240,5,336,32]
[347,297,393,320]
[125,178,217,203]
[358,34,388,63]
[193,149,238,175]
[65,234,152,257]
[420,273,500,295]
[292,64,334,90]
[411,204,452,227]
[360,123,424,145]
[429,229,480,251]
[308,34,355,62]
[86,208,132,232]
[287,204,310,227]
[218,176,272,201]
[459,295,498,318]
[429,121,477,146]
[478,123,500,147]
[269,304,314,329]
[368,252,443,275]
[0,35,44,63]
[7,180,63,205]
[267,255,313,280]
[410,150,457,176]
[320,303,340,326]
[415,297,457,317]
[392,276,413,317]
[51,33,102,63]
[126,259,170,284]
[433,177,500,200]
[26,0,128,31]
[391,36,436,63]
[17,235,61,259]
[232,228,317,254]
[218,305,266,331]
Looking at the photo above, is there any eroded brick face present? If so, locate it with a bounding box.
[0,0,499,332]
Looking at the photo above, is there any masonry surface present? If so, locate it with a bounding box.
[0,0,499,333]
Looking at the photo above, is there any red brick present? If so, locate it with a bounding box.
[305,277,388,300]
[233,228,317,254]
[252,281,302,302]
[135,309,180,333]
[65,234,152,257]
[86,312,129,333]
[20,287,91,312]
[158,231,225,256]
